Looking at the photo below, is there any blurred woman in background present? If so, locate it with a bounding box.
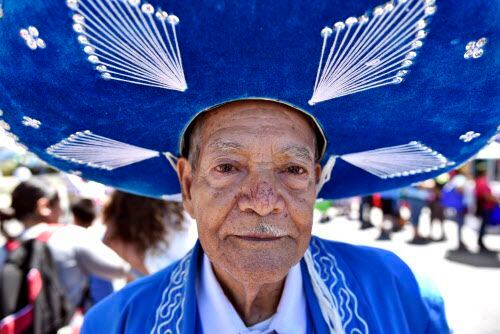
[102,191,196,276]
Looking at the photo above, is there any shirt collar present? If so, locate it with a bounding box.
[196,253,307,334]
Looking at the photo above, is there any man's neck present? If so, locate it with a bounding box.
[211,263,286,326]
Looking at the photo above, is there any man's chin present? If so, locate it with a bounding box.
[227,258,292,284]
[220,241,300,282]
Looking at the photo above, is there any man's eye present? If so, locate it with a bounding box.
[214,163,235,174]
[286,166,306,175]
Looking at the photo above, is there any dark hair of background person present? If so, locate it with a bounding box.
[0,178,59,239]
[102,190,185,256]
[71,198,97,229]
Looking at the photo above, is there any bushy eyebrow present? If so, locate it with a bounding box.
[206,140,313,162]
[207,139,244,152]
[279,145,313,162]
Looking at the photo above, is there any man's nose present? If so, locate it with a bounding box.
[238,179,285,216]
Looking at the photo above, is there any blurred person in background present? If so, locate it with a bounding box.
[475,169,499,252]
[442,171,469,250]
[428,179,446,241]
[70,197,118,306]
[359,195,374,230]
[402,184,431,244]
[0,178,132,309]
[70,198,96,229]
[102,190,195,276]
[376,189,401,240]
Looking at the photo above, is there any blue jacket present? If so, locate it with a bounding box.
[82,236,449,333]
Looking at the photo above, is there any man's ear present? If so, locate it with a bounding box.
[36,197,52,218]
[177,157,195,217]
[314,163,322,185]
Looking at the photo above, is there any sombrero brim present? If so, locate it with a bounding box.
[0,0,498,199]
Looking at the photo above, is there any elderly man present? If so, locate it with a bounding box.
[1,0,497,333]
[81,100,447,333]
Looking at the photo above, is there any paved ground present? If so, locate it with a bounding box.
[312,208,500,334]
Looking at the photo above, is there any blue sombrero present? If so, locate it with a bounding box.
[0,0,498,199]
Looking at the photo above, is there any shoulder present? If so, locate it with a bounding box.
[310,237,421,309]
[311,236,413,279]
[310,237,450,333]
[82,260,180,334]
[49,225,90,243]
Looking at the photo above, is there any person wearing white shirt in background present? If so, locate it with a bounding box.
[0,178,132,308]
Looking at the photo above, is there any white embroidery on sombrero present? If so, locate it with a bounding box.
[67,0,187,92]
[0,116,23,146]
[19,26,46,50]
[2,130,16,142]
[317,155,337,195]
[464,37,487,59]
[150,250,192,334]
[161,193,182,202]
[163,152,179,172]
[459,131,480,143]
[21,116,41,129]
[304,237,369,334]
[4,131,19,143]
[309,0,436,105]
[339,141,455,179]
[0,120,10,131]
[46,130,160,170]
[0,123,21,146]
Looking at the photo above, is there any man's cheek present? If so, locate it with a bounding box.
[195,190,232,235]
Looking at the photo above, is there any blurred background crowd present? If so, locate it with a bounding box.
[0,129,499,333]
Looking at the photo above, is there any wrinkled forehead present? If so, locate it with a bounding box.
[181,100,326,160]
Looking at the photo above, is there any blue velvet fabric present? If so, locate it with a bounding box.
[0,0,499,199]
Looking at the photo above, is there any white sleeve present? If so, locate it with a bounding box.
[74,231,131,280]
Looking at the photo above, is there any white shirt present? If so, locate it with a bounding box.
[196,254,307,334]
[144,213,198,274]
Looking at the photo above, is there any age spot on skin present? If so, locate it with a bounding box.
[250,182,274,207]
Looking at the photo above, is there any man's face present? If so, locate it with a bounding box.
[178,101,320,284]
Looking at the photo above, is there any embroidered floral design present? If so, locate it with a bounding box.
[459,131,480,142]
[22,116,41,129]
[19,26,46,50]
[464,38,487,59]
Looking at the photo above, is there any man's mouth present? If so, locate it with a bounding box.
[235,235,284,242]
